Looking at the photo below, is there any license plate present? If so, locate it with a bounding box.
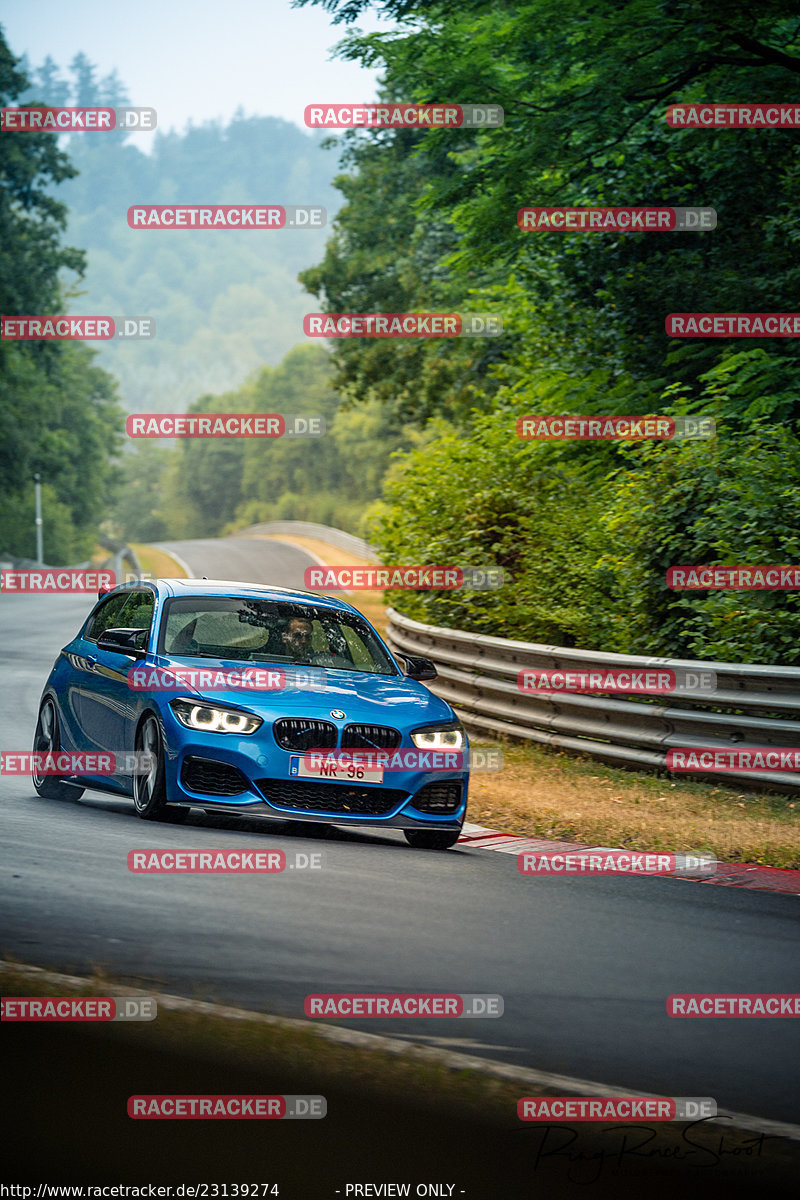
[289,755,383,784]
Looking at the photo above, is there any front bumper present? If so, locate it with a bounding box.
[161,719,468,832]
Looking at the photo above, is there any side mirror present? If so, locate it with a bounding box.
[96,627,148,658]
[398,654,438,682]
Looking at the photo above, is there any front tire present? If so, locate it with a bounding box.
[132,714,170,820]
[32,699,85,800]
[404,829,461,850]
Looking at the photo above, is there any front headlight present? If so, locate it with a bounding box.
[170,698,262,735]
[411,725,464,751]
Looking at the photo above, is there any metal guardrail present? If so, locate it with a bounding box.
[98,537,143,585]
[385,608,800,793]
[0,544,142,588]
[238,521,378,562]
[105,548,144,585]
[0,553,92,571]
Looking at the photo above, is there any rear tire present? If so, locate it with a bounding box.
[404,829,461,850]
[32,699,85,800]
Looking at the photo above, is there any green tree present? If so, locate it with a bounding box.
[152,345,407,540]
[295,0,800,662]
[0,32,124,561]
[298,0,800,411]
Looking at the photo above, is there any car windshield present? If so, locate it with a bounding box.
[158,596,398,675]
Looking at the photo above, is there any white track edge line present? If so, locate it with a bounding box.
[153,544,193,578]
[249,535,329,568]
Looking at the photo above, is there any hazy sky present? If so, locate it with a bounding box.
[2,0,390,147]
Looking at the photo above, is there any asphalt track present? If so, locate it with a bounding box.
[1,535,799,1126]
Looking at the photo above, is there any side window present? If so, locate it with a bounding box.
[85,593,131,643]
[119,590,155,633]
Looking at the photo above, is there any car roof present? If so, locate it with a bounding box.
[154,578,360,614]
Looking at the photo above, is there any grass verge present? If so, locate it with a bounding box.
[131,542,188,578]
[467,736,800,868]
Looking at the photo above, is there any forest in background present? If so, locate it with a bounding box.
[4,3,800,665]
[0,37,123,565]
[113,343,409,542]
[16,50,341,414]
[1,40,384,561]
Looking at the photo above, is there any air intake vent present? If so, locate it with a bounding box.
[412,781,463,814]
[256,779,406,815]
[341,723,401,750]
[273,718,338,751]
[181,757,249,796]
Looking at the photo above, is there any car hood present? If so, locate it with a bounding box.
[146,656,454,722]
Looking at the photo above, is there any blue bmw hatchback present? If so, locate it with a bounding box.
[32,579,468,849]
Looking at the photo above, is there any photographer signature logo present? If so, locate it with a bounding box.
[518,1118,776,1185]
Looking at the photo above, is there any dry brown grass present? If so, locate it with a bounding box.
[468,737,800,867]
[131,542,188,579]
